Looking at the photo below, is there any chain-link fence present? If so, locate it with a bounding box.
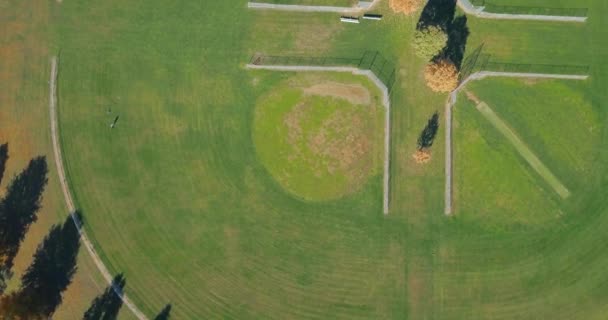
[249,51,397,93]
[460,43,590,78]
[469,0,588,17]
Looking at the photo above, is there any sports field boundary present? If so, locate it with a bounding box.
[457,0,587,22]
[247,0,381,13]
[444,71,588,215]
[48,56,149,320]
[245,64,392,215]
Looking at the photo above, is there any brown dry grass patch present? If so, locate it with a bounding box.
[303,82,371,105]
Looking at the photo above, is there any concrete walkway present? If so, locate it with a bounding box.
[247,0,381,13]
[246,64,392,215]
[49,56,149,320]
[444,71,588,215]
[457,0,587,22]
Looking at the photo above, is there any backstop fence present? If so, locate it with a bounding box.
[469,0,588,17]
[249,51,397,93]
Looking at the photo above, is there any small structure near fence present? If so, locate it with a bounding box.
[340,16,360,23]
[363,14,383,20]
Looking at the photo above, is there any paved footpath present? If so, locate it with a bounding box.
[457,0,587,22]
[246,64,392,215]
[444,71,588,215]
[248,0,381,13]
[49,56,149,320]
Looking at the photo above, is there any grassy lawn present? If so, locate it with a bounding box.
[0,0,129,318]
[2,0,607,319]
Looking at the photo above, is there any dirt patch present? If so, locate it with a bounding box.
[303,82,371,105]
[308,110,372,179]
[521,78,542,86]
[283,99,376,185]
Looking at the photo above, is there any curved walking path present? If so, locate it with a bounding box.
[457,0,587,22]
[49,56,149,320]
[246,64,391,214]
[444,70,588,215]
[247,0,381,13]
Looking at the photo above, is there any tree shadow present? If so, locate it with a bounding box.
[418,112,440,150]
[0,143,8,186]
[444,15,470,69]
[417,0,457,31]
[83,274,126,320]
[154,304,172,320]
[0,156,48,272]
[1,213,81,318]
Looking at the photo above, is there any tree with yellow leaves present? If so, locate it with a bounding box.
[424,59,459,92]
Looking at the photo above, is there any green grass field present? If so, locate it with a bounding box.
[3,0,608,318]
[475,101,570,198]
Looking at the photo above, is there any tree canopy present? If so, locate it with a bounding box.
[424,59,459,92]
[413,26,448,60]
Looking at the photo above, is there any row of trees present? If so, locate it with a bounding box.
[413,0,471,92]
[0,143,171,319]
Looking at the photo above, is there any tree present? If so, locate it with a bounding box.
[418,112,440,150]
[0,156,48,294]
[424,59,459,92]
[413,26,448,60]
[154,304,172,320]
[413,112,440,164]
[389,0,425,15]
[83,274,126,320]
[0,214,80,318]
[0,143,8,186]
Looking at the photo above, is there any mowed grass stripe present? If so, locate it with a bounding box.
[475,102,570,198]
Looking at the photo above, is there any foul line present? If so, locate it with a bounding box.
[475,101,570,198]
[245,64,391,215]
[444,71,588,215]
[49,56,149,320]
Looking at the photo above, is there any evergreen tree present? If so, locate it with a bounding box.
[2,214,81,318]
[0,156,48,295]
[83,274,126,320]
[154,304,172,320]
[0,156,48,271]
[417,112,440,150]
[0,143,8,186]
